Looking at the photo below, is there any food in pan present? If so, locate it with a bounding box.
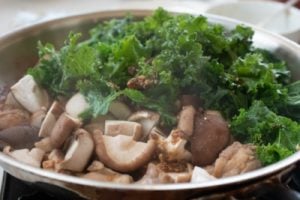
[1,8,300,184]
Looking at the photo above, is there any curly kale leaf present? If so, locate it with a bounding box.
[231,100,300,165]
[28,33,101,97]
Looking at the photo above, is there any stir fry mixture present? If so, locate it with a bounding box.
[1,8,300,184]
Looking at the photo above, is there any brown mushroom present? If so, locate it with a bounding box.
[104,120,142,140]
[57,129,94,172]
[93,130,156,173]
[177,105,196,138]
[0,108,30,130]
[49,113,81,149]
[80,161,133,184]
[0,125,39,150]
[191,110,230,166]
[4,146,45,168]
[10,75,50,113]
[38,101,64,137]
[128,110,160,141]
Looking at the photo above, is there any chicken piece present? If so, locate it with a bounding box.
[206,142,261,178]
[127,75,157,90]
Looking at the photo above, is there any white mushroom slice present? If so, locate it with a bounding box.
[65,93,90,120]
[38,101,64,137]
[93,130,156,172]
[191,166,216,183]
[177,105,196,138]
[81,160,133,184]
[30,108,47,128]
[4,146,45,168]
[109,101,132,120]
[50,113,81,149]
[10,75,50,113]
[84,114,115,133]
[57,129,94,172]
[104,120,142,140]
[128,110,160,141]
[152,129,192,162]
[35,137,54,153]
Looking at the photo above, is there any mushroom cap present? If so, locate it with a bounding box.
[10,75,50,113]
[0,125,39,150]
[93,130,156,173]
[191,110,230,166]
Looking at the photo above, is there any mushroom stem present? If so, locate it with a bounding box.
[49,113,81,149]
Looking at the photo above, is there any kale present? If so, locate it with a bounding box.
[231,101,300,165]
[27,8,300,165]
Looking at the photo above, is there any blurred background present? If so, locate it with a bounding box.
[0,0,299,41]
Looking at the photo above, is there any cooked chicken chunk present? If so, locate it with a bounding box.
[206,142,261,178]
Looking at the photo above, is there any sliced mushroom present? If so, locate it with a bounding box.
[109,101,132,120]
[191,110,230,166]
[177,105,196,138]
[104,120,142,140]
[84,114,115,133]
[35,137,54,153]
[49,113,81,149]
[0,125,39,150]
[0,108,30,130]
[93,130,156,172]
[10,75,50,113]
[4,146,45,168]
[38,101,64,137]
[65,93,90,120]
[152,129,192,162]
[57,129,94,172]
[128,110,160,141]
[190,166,216,183]
[80,161,133,184]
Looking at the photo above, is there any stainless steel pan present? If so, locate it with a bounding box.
[0,9,300,200]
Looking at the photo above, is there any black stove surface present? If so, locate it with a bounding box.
[1,168,300,200]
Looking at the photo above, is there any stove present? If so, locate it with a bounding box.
[1,167,300,200]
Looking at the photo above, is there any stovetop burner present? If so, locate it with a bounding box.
[1,166,300,200]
